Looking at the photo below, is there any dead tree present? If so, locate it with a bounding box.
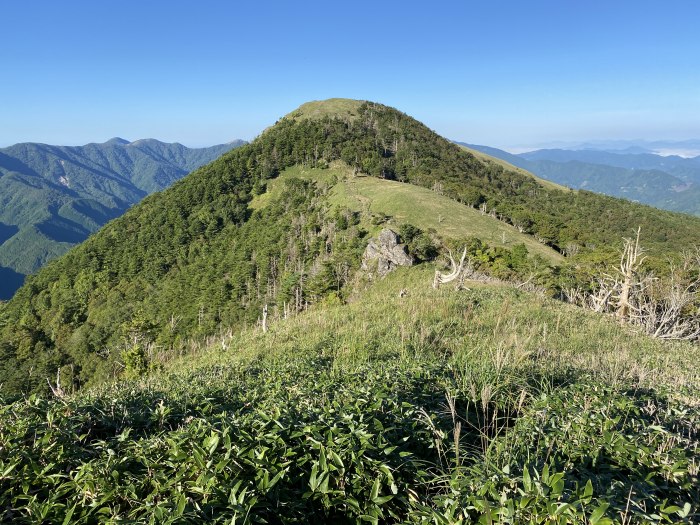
[586,229,699,341]
[634,248,700,340]
[261,304,268,333]
[47,368,65,399]
[616,228,646,323]
[587,276,616,313]
[433,248,468,289]
[586,228,647,321]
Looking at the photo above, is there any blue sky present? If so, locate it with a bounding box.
[2,1,699,150]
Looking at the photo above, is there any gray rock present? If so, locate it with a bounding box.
[361,228,414,277]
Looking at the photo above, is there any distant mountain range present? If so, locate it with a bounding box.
[0,138,244,299]
[517,139,700,157]
[457,143,700,217]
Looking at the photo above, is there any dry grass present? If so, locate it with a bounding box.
[168,265,700,404]
[284,98,364,121]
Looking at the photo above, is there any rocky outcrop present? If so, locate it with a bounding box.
[361,228,414,277]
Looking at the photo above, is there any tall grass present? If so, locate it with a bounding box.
[1,265,698,523]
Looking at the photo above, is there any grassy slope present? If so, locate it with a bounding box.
[2,265,697,523]
[287,98,364,121]
[252,163,564,263]
[178,264,699,402]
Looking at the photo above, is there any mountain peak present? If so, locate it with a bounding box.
[105,137,130,145]
[286,98,365,121]
[128,138,164,146]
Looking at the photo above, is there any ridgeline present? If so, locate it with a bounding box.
[0,99,699,523]
[1,99,699,395]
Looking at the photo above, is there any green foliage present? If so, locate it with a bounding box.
[120,343,148,379]
[0,358,439,523]
[1,264,700,522]
[399,223,439,262]
[0,323,697,523]
[491,384,699,522]
[118,313,156,379]
[1,100,699,397]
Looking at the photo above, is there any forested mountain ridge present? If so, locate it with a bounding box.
[1,99,699,397]
[461,142,700,216]
[0,138,244,299]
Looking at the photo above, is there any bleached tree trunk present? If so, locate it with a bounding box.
[47,368,64,398]
[586,229,699,341]
[616,228,645,323]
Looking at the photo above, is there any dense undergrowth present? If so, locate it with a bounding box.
[2,359,697,524]
[2,268,698,523]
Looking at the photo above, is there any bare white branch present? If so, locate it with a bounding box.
[433,247,468,289]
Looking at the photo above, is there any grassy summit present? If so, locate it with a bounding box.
[286,98,364,121]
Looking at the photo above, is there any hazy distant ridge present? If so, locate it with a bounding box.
[459,143,700,217]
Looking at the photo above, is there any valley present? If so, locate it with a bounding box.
[0,138,244,299]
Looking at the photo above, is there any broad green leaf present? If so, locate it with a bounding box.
[590,502,609,524]
[371,476,381,501]
[522,467,532,492]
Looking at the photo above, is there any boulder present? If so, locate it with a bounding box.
[361,228,414,277]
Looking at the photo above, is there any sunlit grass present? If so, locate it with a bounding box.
[173,264,698,401]
[2,265,698,523]
[285,98,364,121]
[250,162,564,263]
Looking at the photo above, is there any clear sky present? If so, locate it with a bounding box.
[2,0,699,150]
